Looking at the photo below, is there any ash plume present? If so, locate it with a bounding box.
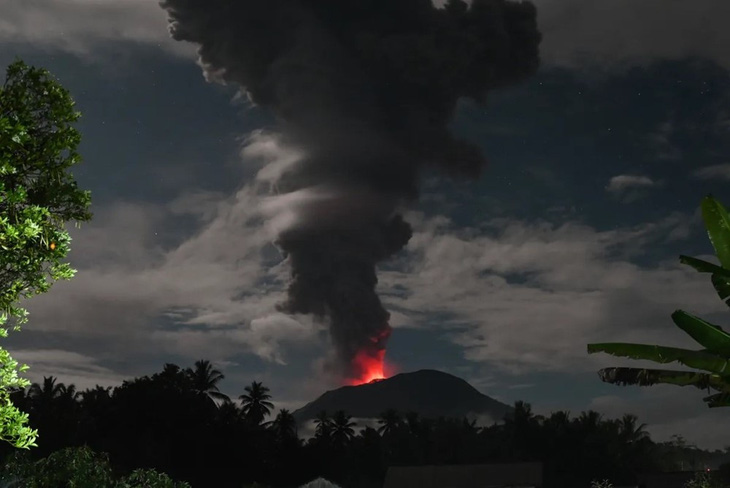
[159,0,541,382]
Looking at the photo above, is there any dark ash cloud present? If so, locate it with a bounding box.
[159,0,541,382]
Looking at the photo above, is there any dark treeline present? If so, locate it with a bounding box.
[2,360,729,488]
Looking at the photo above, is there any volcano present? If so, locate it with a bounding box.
[292,369,513,425]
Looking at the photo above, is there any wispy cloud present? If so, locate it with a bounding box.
[379,210,722,376]
[0,0,194,59]
[605,174,663,203]
[692,163,730,181]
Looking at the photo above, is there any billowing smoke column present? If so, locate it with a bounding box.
[160,0,541,384]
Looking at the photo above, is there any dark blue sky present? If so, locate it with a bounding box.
[2,0,730,450]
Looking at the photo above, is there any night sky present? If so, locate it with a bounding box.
[2,0,730,450]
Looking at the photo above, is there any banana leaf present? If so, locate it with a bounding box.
[679,255,730,280]
[703,392,730,408]
[597,367,730,394]
[702,195,730,269]
[711,273,730,308]
[587,343,730,374]
[671,310,730,356]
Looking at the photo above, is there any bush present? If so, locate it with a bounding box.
[0,445,190,488]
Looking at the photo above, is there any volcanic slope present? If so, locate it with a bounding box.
[292,369,513,424]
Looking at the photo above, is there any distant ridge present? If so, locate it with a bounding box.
[292,369,513,423]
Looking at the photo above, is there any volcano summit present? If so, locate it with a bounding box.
[292,369,514,424]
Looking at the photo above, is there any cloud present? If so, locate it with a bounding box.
[0,0,195,59]
[16,181,319,369]
[3,0,729,73]
[11,349,126,392]
[605,175,663,203]
[378,210,724,376]
[692,163,730,181]
[646,120,683,162]
[534,0,730,72]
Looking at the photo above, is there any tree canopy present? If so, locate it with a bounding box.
[0,59,92,449]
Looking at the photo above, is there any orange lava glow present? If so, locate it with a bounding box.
[353,349,386,385]
[345,328,393,386]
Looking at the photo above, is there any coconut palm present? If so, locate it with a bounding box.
[313,410,332,439]
[617,413,649,444]
[330,410,356,448]
[377,408,401,437]
[28,376,63,414]
[239,381,274,426]
[186,359,230,405]
[268,408,298,441]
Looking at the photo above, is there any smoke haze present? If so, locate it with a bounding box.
[159,0,541,382]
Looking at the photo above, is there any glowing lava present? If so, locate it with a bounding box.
[347,348,386,385]
[346,329,392,385]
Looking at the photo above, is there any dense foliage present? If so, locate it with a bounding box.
[1,360,728,488]
[0,59,92,449]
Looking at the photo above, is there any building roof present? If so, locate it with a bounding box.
[383,462,543,488]
[299,477,342,488]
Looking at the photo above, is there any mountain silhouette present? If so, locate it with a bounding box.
[292,369,513,424]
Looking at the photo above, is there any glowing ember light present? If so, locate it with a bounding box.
[346,329,392,385]
[351,349,386,385]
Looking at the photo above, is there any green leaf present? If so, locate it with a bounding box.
[711,273,730,308]
[597,367,730,393]
[671,310,730,356]
[587,342,730,374]
[679,255,730,279]
[703,392,730,408]
[702,195,730,269]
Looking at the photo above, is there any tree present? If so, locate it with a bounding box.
[588,195,730,407]
[330,410,356,448]
[239,381,274,426]
[377,408,401,437]
[267,408,298,442]
[313,410,333,440]
[0,59,92,449]
[186,359,230,405]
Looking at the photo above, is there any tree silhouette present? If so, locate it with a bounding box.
[617,413,649,444]
[330,410,356,448]
[186,359,230,405]
[268,409,298,442]
[239,381,274,426]
[28,377,63,407]
[314,410,332,440]
[377,409,401,437]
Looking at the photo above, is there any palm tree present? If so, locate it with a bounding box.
[313,410,332,439]
[186,359,230,405]
[330,410,356,448]
[268,409,298,441]
[617,413,649,444]
[29,376,63,415]
[576,410,603,431]
[377,409,401,437]
[156,363,192,392]
[239,381,274,426]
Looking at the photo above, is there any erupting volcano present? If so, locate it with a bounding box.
[346,329,391,385]
[160,0,541,383]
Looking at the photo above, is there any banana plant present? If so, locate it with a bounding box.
[587,195,730,408]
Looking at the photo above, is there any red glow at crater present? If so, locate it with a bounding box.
[348,349,386,385]
[345,329,392,386]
